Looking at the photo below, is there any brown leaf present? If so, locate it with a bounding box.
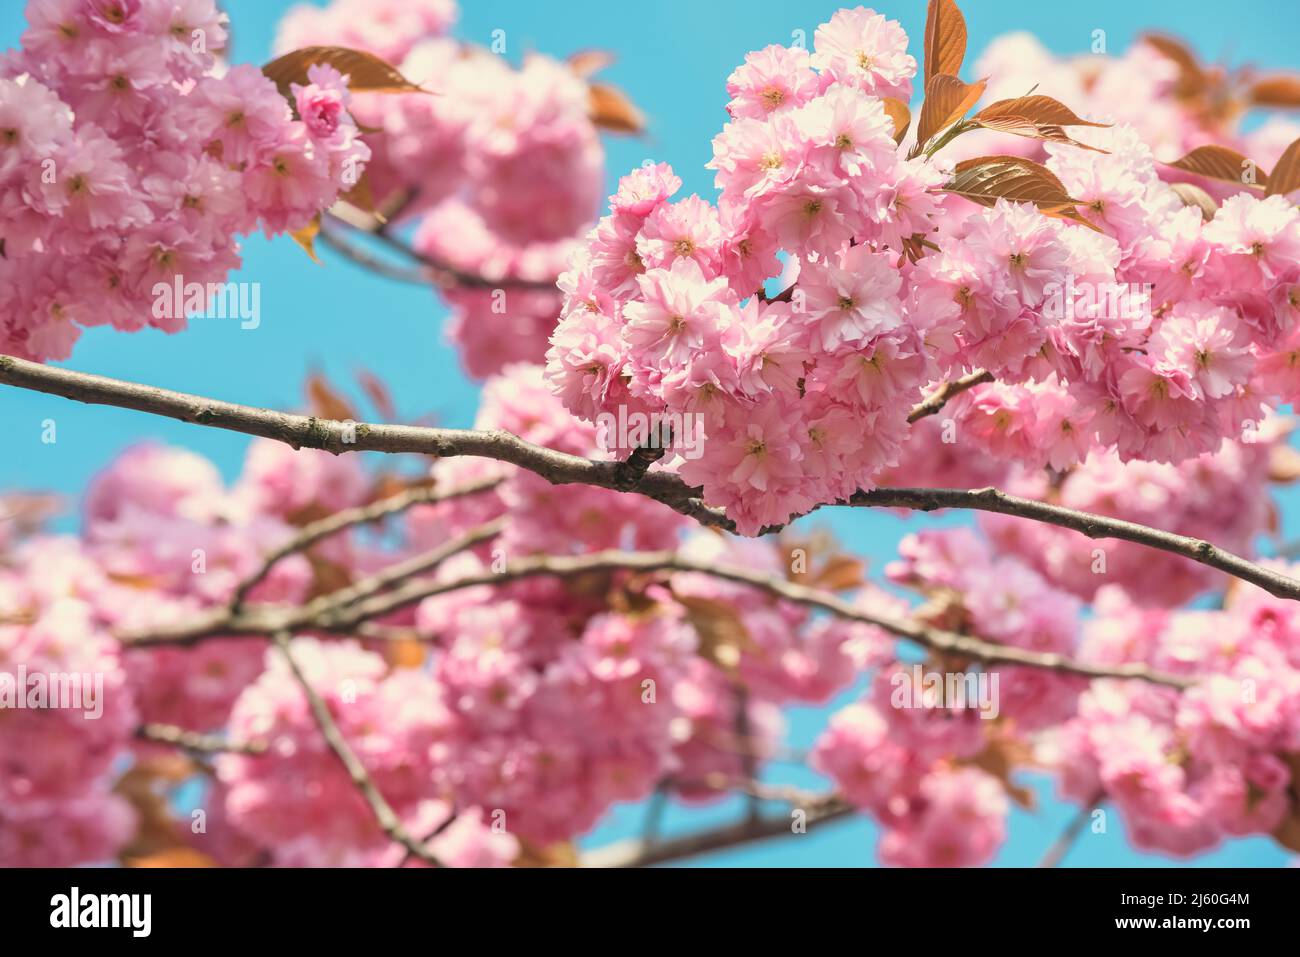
[1169,182,1219,220]
[106,571,165,590]
[1164,145,1269,190]
[881,97,911,144]
[1275,809,1300,852]
[306,371,358,422]
[355,368,397,420]
[290,214,322,264]
[567,49,615,79]
[1271,753,1300,852]
[1268,443,1300,483]
[514,839,579,868]
[589,82,645,134]
[384,637,428,670]
[126,848,219,868]
[970,113,1040,137]
[810,554,867,592]
[945,155,1078,210]
[677,594,752,672]
[339,174,378,217]
[923,0,967,85]
[305,552,353,600]
[262,46,426,102]
[916,74,986,146]
[0,492,63,537]
[970,96,1110,153]
[780,529,839,584]
[1265,136,1300,198]
[1042,205,1106,233]
[974,94,1110,129]
[114,761,194,862]
[368,473,434,503]
[1140,33,1208,99]
[974,115,1107,153]
[1250,74,1300,109]
[964,738,1036,810]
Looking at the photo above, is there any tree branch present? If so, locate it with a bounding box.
[317,217,439,286]
[1037,793,1105,868]
[4,354,1297,606]
[135,723,267,755]
[907,369,993,423]
[581,795,854,867]
[0,354,713,526]
[293,517,505,623]
[231,477,502,610]
[119,546,1194,688]
[270,631,442,866]
[323,210,558,292]
[848,486,1300,602]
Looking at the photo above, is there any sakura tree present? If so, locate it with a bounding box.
[3,0,1300,869]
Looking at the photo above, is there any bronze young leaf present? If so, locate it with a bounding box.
[923,0,967,85]
[262,46,428,102]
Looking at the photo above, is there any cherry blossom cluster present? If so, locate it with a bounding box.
[1049,580,1300,856]
[813,524,1300,863]
[0,363,895,865]
[812,526,1087,866]
[3,368,1297,864]
[546,7,1300,535]
[382,365,890,845]
[0,0,371,362]
[276,0,605,378]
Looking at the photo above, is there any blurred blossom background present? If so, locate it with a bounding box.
[1,0,1296,865]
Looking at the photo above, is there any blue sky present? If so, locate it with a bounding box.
[1,0,1295,866]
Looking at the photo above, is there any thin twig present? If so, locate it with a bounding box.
[400,806,459,867]
[119,548,1194,689]
[323,211,558,292]
[294,517,505,621]
[317,219,435,285]
[907,369,993,423]
[734,684,760,822]
[1037,793,1105,868]
[582,795,853,867]
[232,477,502,610]
[136,723,267,755]
[271,631,442,866]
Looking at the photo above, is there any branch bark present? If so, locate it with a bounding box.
[1036,793,1105,868]
[136,723,267,755]
[271,631,442,866]
[907,369,993,423]
[323,210,558,292]
[118,545,1193,689]
[4,354,1297,606]
[581,796,854,867]
[232,477,501,610]
[848,485,1300,602]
